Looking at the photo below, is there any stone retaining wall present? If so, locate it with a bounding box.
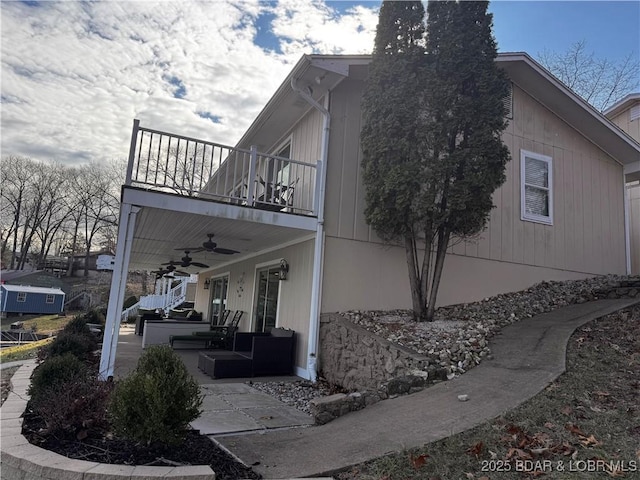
[314,313,444,424]
[0,362,215,480]
[319,313,433,392]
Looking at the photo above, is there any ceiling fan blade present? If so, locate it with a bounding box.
[175,270,190,275]
[190,261,209,268]
[174,246,205,253]
[213,247,239,255]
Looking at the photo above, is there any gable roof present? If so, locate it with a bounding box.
[1,284,65,295]
[496,53,640,168]
[603,93,640,119]
[234,53,640,171]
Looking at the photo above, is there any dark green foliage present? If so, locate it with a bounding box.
[108,345,203,446]
[46,331,98,360]
[82,308,105,326]
[361,1,426,242]
[361,0,510,321]
[28,353,88,407]
[123,296,138,310]
[62,314,92,335]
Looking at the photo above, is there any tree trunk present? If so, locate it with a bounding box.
[425,226,450,322]
[404,233,425,320]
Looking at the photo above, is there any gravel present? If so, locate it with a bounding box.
[248,275,632,413]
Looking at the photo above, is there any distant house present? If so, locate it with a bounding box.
[1,270,68,293]
[99,52,640,380]
[97,255,115,271]
[604,93,640,274]
[0,284,65,316]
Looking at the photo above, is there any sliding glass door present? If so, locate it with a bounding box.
[254,266,280,333]
[209,276,228,326]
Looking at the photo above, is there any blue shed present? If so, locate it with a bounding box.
[0,285,65,315]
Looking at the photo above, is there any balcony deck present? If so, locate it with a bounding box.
[125,120,320,217]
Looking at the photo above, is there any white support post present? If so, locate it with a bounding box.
[98,204,140,380]
[125,119,140,186]
[247,145,257,206]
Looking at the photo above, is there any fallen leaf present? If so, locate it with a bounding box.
[579,434,601,447]
[507,424,524,436]
[565,423,586,436]
[593,391,610,396]
[489,450,498,459]
[465,473,474,479]
[560,406,573,416]
[467,441,484,458]
[544,422,555,429]
[410,453,429,469]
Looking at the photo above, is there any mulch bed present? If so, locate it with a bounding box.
[22,411,261,479]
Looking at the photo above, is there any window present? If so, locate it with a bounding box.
[521,150,553,225]
[17,292,27,302]
[46,294,55,304]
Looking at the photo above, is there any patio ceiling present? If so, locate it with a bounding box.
[124,187,316,274]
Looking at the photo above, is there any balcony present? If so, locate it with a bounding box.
[125,120,320,216]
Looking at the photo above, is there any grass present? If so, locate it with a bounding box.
[0,337,53,362]
[1,314,73,334]
[337,305,640,480]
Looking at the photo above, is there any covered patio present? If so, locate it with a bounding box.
[112,323,314,435]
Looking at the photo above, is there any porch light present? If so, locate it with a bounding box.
[204,278,211,290]
[279,259,289,281]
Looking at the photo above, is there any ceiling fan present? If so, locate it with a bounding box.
[165,251,209,269]
[179,233,240,255]
[151,263,189,279]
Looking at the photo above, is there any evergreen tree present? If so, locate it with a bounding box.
[361,0,511,321]
[360,0,427,318]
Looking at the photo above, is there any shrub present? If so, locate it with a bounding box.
[63,314,92,335]
[28,353,88,407]
[123,296,138,310]
[31,374,113,438]
[82,308,105,326]
[46,331,98,360]
[109,345,203,446]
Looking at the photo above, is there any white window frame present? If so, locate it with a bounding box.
[17,292,27,302]
[45,294,55,304]
[521,150,553,225]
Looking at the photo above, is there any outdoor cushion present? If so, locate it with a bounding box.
[198,327,296,379]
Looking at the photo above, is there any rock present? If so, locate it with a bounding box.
[458,394,469,402]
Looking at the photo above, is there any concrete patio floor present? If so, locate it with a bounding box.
[112,325,314,436]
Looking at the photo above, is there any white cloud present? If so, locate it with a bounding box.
[1,0,378,166]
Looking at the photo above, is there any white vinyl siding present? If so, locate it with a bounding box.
[521,150,553,225]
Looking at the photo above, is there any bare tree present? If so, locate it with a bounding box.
[539,40,639,112]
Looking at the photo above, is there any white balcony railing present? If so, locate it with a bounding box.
[125,120,319,216]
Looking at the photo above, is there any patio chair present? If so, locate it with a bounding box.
[169,310,243,349]
[196,310,244,349]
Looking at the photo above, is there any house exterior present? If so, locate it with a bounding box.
[0,284,65,316]
[99,52,640,381]
[604,93,640,274]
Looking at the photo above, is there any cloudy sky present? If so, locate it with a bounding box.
[1,0,638,167]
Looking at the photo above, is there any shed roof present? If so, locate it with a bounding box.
[1,284,65,295]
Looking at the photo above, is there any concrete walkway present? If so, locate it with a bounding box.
[215,298,640,479]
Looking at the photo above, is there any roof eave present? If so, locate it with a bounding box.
[496,53,640,166]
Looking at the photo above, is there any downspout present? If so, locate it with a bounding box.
[623,173,631,275]
[291,76,330,382]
